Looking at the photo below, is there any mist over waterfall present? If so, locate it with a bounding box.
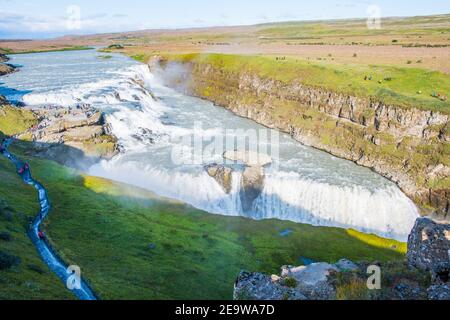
[1,49,419,241]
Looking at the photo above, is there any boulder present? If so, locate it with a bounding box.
[233,271,306,300]
[223,150,272,167]
[0,54,8,63]
[334,259,359,272]
[281,263,338,300]
[235,262,339,300]
[407,218,450,272]
[427,283,450,300]
[394,279,427,300]
[240,166,265,212]
[205,164,233,193]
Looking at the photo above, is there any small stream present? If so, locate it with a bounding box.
[1,138,97,300]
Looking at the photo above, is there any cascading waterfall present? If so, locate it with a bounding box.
[1,49,420,241]
[253,171,418,238]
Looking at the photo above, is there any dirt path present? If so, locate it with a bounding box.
[1,138,97,300]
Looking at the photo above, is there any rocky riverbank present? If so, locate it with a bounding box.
[24,104,117,169]
[149,55,449,219]
[234,217,450,300]
[0,97,118,169]
[0,53,16,76]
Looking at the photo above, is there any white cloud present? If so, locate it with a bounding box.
[0,10,139,38]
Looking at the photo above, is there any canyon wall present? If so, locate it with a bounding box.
[150,56,449,218]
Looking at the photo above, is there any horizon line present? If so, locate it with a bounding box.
[1,12,449,42]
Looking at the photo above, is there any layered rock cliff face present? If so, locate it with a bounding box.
[24,105,118,169]
[150,57,450,219]
[0,100,118,169]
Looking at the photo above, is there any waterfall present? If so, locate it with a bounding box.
[5,50,419,241]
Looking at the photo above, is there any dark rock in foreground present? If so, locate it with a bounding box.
[234,271,306,300]
[428,283,450,300]
[407,218,450,272]
[234,262,341,300]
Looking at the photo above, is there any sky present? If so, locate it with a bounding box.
[0,0,449,39]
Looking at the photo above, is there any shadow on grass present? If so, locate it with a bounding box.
[1,132,407,300]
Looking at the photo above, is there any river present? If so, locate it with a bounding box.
[0,49,419,240]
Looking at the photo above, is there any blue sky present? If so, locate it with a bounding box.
[0,0,449,39]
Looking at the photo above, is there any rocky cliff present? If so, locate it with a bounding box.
[0,54,15,76]
[0,100,118,169]
[0,53,8,63]
[24,105,118,169]
[150,56,450,219]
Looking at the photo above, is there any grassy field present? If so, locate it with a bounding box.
[161,53,450,113]
[0,46,92,55]
[0,105,37,136]
[0,137,406,300]
[256,15,450,44]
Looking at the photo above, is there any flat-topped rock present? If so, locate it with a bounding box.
[22,105,118,168]
[233,271,307,300]
[205,164,233,194]
[235,262,340,300]
[223,150,272,167]
[282,263,338,286]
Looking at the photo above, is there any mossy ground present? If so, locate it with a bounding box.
[0,105,37,136]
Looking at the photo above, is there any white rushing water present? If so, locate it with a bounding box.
[0,49,419,240]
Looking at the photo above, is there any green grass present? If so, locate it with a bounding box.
[167,53,450,113]
[130,54,148,63]
[256,14,450,41]
[0,105,37,136]
[0,155,74,300]
[2,140,404,300]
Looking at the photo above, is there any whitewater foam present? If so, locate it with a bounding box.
[1,50,420,241]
